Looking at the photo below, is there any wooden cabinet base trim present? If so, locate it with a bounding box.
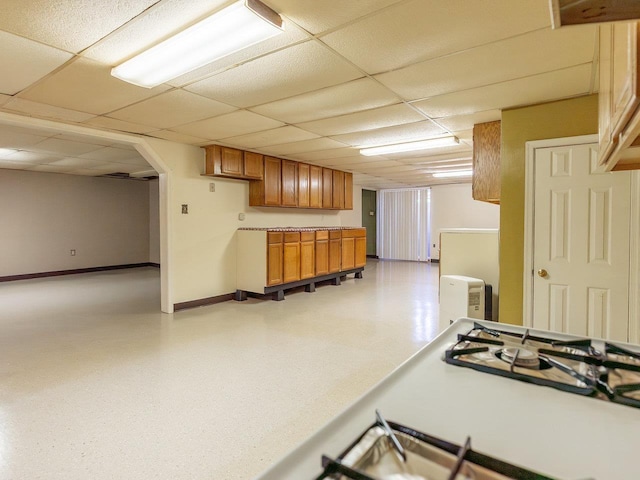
[236,267,364,301]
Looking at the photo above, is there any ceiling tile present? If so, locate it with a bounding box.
[78,146,144,161]
[0,128,49,149]
[411,64,593,118]
[330,120,447,147]
[54,133,114,147]
[0,0,158,53]
[221,126,318,149]
[29,138,103,156]
[111,155,152,166]
[266,0,402,34]
[83,116,158,134]
[19,57,170,115]
[434,110,502,132]
[0,160,30,170]
[295,147,359,161]
[50,157,107,168]
[321,155,390,165]
[108,90,237,129]
[375,26,596,101]
[185,41,363,108]
[0,31,73,95]
[258,138,349,156]
[0,94,11,106]
[66,168,110,176]
[251,78,399,124]
[381,143,473,160]
[397,152,473,166]
[296,103,425,136]
[173,110,284,140]
[145,130,209,145]
[3,151,63,164]
[3,98,96,123]
[320,0,551,74]
[104,162,149,173]
[27,164,75,173]
[341,160,401,170]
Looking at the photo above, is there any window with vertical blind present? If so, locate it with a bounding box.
[378,188,430,261]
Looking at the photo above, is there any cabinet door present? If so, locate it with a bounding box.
[244,151,264,179]
[298,163,310,208]
[219,146,243,176]
[355,236,367,268]
[300,233,315,280]
[283,237,301,283]
[472,121,501,204]
[329,231,341,273]
[282,160,298,207]
[315,233,329,276]
[264,156,282,206]
[322,168,333,208]
[332,170,345,209]
[344,172,353,210]
[309,165,323,208]
[267,242,283,286]
[341,237,355,270]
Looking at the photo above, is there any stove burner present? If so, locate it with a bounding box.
[499,347,540,368]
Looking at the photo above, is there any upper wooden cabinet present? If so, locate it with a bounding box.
[344,172,353,210]
[204,145,264,180]
[322,168,333,208]
[281,160,298,207]
[309,165,323,208]
[250,156,281,206]
[598,21,640,171]
[298,163,310,208]
[332,170,345,209]
[472,120,501,204]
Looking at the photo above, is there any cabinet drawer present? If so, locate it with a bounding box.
[300,231,314,242]
[329,230,341,240]
[268,232,283,244]
[284,232,300,243]
[341,228,365,238]
[315,230,329,241]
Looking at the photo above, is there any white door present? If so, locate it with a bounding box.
[532,143,631,341]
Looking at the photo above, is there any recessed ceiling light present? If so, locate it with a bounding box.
[432,169,473,178]
[111,0,285,88]
[359,136,459,156]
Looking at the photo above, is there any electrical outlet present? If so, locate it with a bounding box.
[181,204,188,214]
[70,249,76,256]
[209,182,215,193]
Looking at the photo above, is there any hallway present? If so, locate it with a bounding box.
[0,260,440,479]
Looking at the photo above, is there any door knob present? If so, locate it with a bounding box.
[537,269,548,278]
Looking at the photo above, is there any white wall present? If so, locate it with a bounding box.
[149,178,160,264]
[0,169,150,276]
[144,138,363,305]
[430,183,500,260]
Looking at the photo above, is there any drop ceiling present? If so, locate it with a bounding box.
[0,0,599,188]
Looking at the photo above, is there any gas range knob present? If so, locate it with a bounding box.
[537,268,548,278]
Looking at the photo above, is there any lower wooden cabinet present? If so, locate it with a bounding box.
[237,228,366,295]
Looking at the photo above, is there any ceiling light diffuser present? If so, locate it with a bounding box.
[111,0,285,88]
[432,169,472,178]
[359,136,459,156]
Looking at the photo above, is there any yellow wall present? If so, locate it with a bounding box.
[499,95,598,325]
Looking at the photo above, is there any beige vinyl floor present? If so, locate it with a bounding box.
[0,259,440,480]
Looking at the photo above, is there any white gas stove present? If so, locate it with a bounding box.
[254,319,640,479]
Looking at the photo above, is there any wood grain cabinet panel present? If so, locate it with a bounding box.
[309,165,323,208]
[267,233,284,286]
[283,232,301,283]
[344,172,353,210]
[300,231,315,280]
[355,236,367,267]
[322,168,333,209]
[315,230,329,275]
[243,151,264,179]
[250,156,281,206]
[472,121,501,204]
[329,230,341,273]
[282,160,298,207]
[298,163,310,208]
[332,170,345,209]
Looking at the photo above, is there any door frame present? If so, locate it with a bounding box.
[523,135,640,341]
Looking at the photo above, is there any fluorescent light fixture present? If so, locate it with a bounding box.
[432,169,473,178]
[359,136,459,156]
[111,0,285,88]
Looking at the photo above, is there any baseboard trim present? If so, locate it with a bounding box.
[366,255,379,259]
[0,263,158,283]
[430,259,440,263]
[174,293,235,311]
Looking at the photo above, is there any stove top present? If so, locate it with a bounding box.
[444,322,640,408]
[315,411,556,480]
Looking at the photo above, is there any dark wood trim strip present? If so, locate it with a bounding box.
[0,263,159,283]
[430,259,440,264]
[174,293,235,311]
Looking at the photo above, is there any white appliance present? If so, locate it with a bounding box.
[254,319,640,480]
[439,274,484,332]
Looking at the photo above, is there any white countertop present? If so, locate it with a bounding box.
[255,319,640,480]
